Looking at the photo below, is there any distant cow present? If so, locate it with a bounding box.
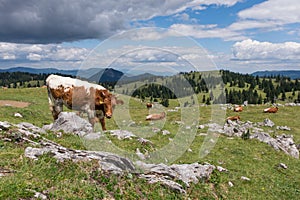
[226,115,240,123]
[146,112,166,121]
[146,103,153,109]
[46,74,114,130]
[263,107,278,113]
[234,105,243,112]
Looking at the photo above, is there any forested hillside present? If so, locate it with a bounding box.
[2,70,300,105]
[129,70,300,105]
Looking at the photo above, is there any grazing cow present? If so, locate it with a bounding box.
[46,74,114,130]
[234,105,243,112]
[146,103,153,109]
[263,107,278,113]
[146,112,166,121]
[226,115,240,123]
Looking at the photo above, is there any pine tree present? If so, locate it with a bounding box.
[281,91,286,101]
[205,97,211,105]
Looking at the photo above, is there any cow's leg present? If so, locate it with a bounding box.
[52,102,63,120]
[100,118,106,131]
[86,109,97,127]
[51,99,63,120]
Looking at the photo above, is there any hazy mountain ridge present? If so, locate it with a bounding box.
[251,70,300,79]
[0,67,159,84]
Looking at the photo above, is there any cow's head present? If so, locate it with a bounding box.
[96,90,113,119]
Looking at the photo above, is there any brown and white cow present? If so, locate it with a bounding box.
[146,112,166,121]
[226,115,240,123]
[263,107,278,113]
[234,105,243,112]
[46,74,114,130]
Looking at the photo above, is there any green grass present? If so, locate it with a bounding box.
[0,87,300,199]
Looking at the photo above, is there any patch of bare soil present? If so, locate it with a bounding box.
[0,100,30,108]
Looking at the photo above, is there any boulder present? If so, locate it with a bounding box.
[263,118,275,127]
[43,112,93,135]
[250,132,299,158]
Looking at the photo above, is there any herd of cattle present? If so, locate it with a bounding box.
[46,74,279,130]
[227,104,279,122]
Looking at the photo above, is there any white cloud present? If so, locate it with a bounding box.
[169,24,247,41]
[232,39,300,60]
[0,42,89,63]
[26,53,42,61]
[237,0,300,25]
[2,53,16,60]
[229,20,281,31]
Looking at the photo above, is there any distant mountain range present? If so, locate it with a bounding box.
[0,67,158,83]
[2,67,300,82]
[251,70,300,79]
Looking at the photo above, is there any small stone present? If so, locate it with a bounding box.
[241,176,250,181]
[198,125,205,129]
[217,166,228,172]
[162,130,170,135]
[279,163,288,169]
[228,181,234,187]
[14,113,23,118]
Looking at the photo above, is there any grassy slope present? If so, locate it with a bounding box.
[0,87,299,199]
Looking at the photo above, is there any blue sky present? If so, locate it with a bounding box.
[0,0,300,74]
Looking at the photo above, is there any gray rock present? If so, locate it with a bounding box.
[0,121,11,130]
[137,137,152,145]
[228,181,234,187]
[109,130,136,140]
[162,130,171,135]
[197,125,205,129]
[217,166,228,172]
[25,145,135,174]
[136,161,215,188]
[276,126,291,131]
[250,132,299,158]
[14,113,23,118]
[263,118,275,127]
[81,132,103,140]
[241,176,250,181]
[279,163,288,169]
[139,174,186,194]
[46,112,93,134]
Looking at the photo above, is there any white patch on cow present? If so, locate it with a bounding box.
[46,74,106,93]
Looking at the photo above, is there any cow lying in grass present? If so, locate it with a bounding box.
[146,112,166,121]
[234,105,243,112]
[226,115,240,122]
[263,107,278,113]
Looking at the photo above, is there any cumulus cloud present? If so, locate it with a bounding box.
[169,24,247,41]
[0,42,88,62]
[0,0,242,44]
[80,43,218,75]
[229,0,300,34]
[232,39,300,60]
[238,0,300,24]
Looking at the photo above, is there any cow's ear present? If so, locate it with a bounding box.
[101,91,107,97]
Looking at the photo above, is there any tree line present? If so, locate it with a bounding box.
[2,70,300,105]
